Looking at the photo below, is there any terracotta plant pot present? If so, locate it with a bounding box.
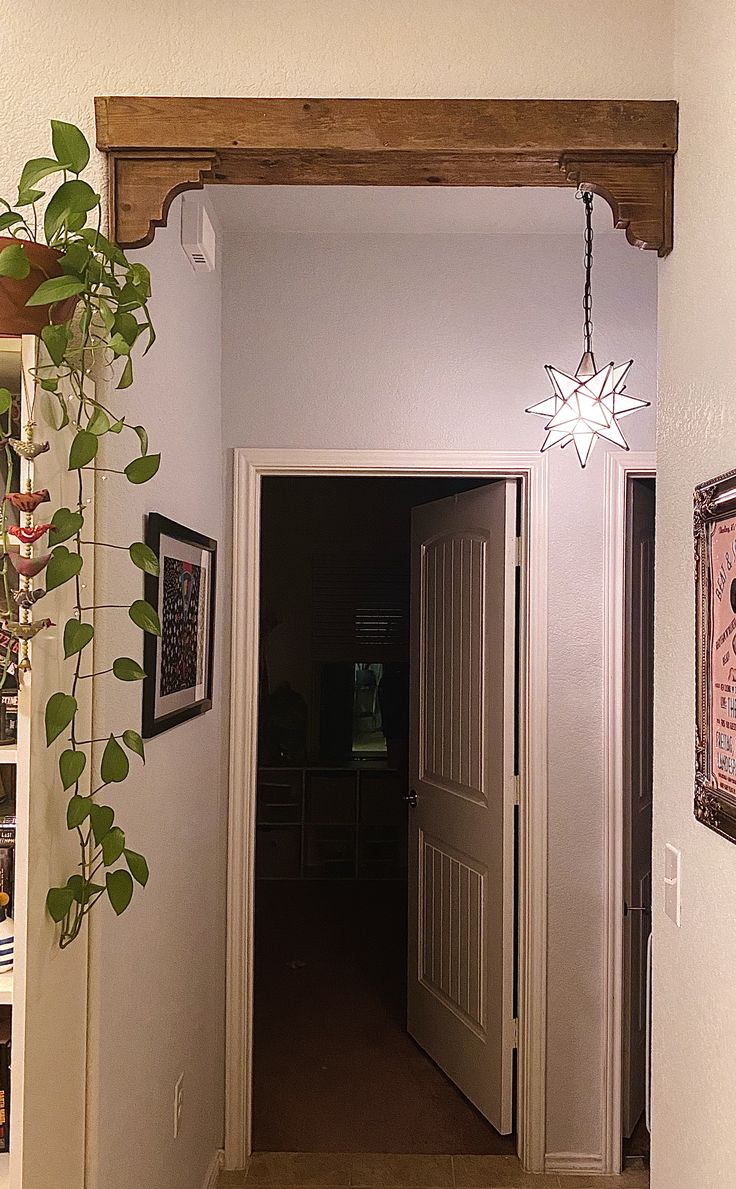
[0,237,79,337]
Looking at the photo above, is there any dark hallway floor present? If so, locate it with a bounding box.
[253,880,515,1154]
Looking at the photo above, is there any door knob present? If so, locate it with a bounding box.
[405,789,418,808]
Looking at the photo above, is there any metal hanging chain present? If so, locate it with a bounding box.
[580,189,594,355]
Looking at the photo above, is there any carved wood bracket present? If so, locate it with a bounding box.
[96,97,677,254]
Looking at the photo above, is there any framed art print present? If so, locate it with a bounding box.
[142,513,217,738]
[694,466,736,844]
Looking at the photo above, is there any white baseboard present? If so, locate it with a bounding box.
[203,1149,225,1189]
[545,1152,605,1175]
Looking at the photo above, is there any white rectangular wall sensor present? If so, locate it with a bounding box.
[664,843,681,926]
[181,193,218,272]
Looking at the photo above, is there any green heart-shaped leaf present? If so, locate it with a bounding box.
[49,507,84,547]
[130,263,151,297]
[129,541,159,576]
[47,884,75,923]
[112,657,146,682]
[41,322,70,366]
[101,734,129,784]
[113,311,140,347]
[109,332,131,357]
[46,546,83,592]
[59,241,91,278]
[133,425,148,456]
[26,274,85,306]
[125,453,160,485]
[102,826,126,867]
[90,803,114,845]
[106,869,134,916]
[86,407,110,436]
[60,748,86,790]
[0,242,31,280]
[117,358,134,390]
[0,389,11,417]
[67,794,92,829]
[50,120,90,175]
[0,213,22,233]
[45,691,77,745]
[63,618,94,658]
[124,848,149,887]
[129,599,161,636]
[122,730,145,764]
[44,178,98,242]
[17,157,62,200]
[68,429,98,470]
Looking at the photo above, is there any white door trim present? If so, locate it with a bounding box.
[601,451,656,1174]
[225,448,549,1173]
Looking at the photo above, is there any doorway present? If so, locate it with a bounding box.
[225,449,548,1172]
[621,476,655,1167]
[602,452,656,1176]
[253,475,516,1153]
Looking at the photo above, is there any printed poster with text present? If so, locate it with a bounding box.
[710,516,736,797]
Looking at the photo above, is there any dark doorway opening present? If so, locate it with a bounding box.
[622,476,655,1169]
[253,476,515,1154]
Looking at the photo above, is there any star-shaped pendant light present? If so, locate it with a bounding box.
[526,189,649,468]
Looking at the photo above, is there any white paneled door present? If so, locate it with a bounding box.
[408,480,518,1135]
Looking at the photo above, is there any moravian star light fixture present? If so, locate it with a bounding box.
[526,188,649,468]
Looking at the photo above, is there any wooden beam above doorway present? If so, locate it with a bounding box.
[95,96,677,255]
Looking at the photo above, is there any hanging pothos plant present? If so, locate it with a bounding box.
[0,120,160,947]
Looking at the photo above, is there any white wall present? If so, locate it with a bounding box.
[86,196,225,1189]
[651,3,736,1187]
[0,1,674,198]
[0,3,675,1182]
[221,228,658,1162]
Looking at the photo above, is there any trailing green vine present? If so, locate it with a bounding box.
[0,120,160,946]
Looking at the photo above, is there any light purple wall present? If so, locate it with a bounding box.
[221,230,658,1159]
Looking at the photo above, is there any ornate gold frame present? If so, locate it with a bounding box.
[694,467,736,844]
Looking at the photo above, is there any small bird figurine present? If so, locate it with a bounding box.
[5,489,50,513]
[7,552,51,578]
[12,588,46,609]
[1,439,50,461]
[1,618,54,641]
[7,523,52,545]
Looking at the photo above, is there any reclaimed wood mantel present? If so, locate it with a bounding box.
[95,97,677,254]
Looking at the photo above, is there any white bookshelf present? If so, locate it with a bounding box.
[0,1150,8,1187]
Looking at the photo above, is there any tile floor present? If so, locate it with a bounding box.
[218,1153,649,1189]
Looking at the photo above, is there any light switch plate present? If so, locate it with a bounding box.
[664,843,681,926]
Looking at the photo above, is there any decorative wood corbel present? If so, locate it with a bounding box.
[560,153,674,256]
[108,151,218,249]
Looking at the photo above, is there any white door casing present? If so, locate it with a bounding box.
[408,481,517,1133]
[225,449,548,1173]
[601,451,656,1174]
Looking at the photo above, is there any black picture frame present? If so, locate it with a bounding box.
[142,513,217,738]
[694,466,736,845]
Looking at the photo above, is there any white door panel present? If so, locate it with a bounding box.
[408,481,517,1134]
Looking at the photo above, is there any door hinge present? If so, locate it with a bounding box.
[513,774,521,805]
[515,535,523,566]
[512,1017,519,1048]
